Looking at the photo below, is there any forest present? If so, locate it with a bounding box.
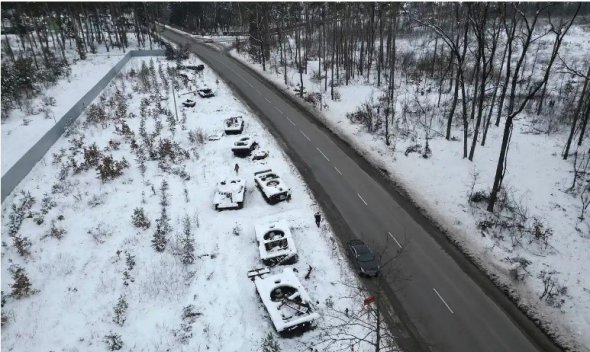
[1,3,164,119]
[167,3,590,216]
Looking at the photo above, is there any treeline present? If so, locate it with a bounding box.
[167,2,240,34]
[1,2,164,119]
[183,2,589,213]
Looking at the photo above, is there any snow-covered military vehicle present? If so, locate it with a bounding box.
[231,136,258,157]
[224,116,244,135]
[198,88,215,98]
[254,169,291,204]
[255,220,298,266]
[248,268,319,335]
[182,99,196,107]
[213,179,245,210]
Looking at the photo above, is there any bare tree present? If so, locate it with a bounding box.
[314,283,400,352]
[563,65,590,159]
[488,4,580,212]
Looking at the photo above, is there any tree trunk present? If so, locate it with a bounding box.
[564,65,590,157]
[377,6,383,87]
[482,43,508,146]
[375,306,381,352]
[577,93,590,146]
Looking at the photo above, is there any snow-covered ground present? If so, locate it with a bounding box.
[1,55,396,351]
[1,34,158,175]
[230,24,590,351]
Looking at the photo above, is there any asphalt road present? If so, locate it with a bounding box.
[162,28,560,352]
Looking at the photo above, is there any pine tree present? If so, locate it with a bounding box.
[9,265,35,299]
[113,295,128,326]
[152,204,170,252]
[152,220,167,252]
[160,180,169,207]
[180,216,195,265]
[131,207,150,229]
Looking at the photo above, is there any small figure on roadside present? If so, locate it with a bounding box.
[234,163,239,175]
[314,212,322,228]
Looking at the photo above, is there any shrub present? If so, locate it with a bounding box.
[157,138,189,164]
[131,208,151,230]
[88,224,112,244]
[160,180,169,207]
[40,194,56,214]
[304,92,322,107]
[470,191,488,203]
[404,144,422,157]
[96,155,128,182]
[1,291,8,327]
[174,304,201,344]
[12,235,32,256]
[538,270,568,308]
[48,221,66,240]
[529,217,553,248]
[165,44,176,60]
[332,89,341,101]
[9,265,35,299]
[262,331,281,352]
[188,129,205,145]
[182,304,201,322]
[82,143,102,169]
[8,191,35,237]
[112,295,128,326]
[506,256,532,282]
[42,95,56,107]
[104,333,123,351]
[85,104,108,125]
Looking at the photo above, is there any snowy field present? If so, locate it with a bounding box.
[230,24,590,351]
[1,54,396,351]
[1,34,158,175]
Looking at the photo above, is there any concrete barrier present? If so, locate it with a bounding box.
[1,49,165,202]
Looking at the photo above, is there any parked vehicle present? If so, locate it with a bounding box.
[213,179,245,210]
[232,136,258,157]
[254,169,291,204]
[347,239,380,277]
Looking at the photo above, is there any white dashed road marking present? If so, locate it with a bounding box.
[357,193,368,206]
[388,232,403,249]
[286,117,296,126]
[300,130,311,142]
[265,97,271,103]
[275,107,284,114]
[433,288,455,314]
[334,166,343,175]
[316,147,330,161]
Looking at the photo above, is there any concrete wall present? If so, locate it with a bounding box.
[1,49,165,202]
